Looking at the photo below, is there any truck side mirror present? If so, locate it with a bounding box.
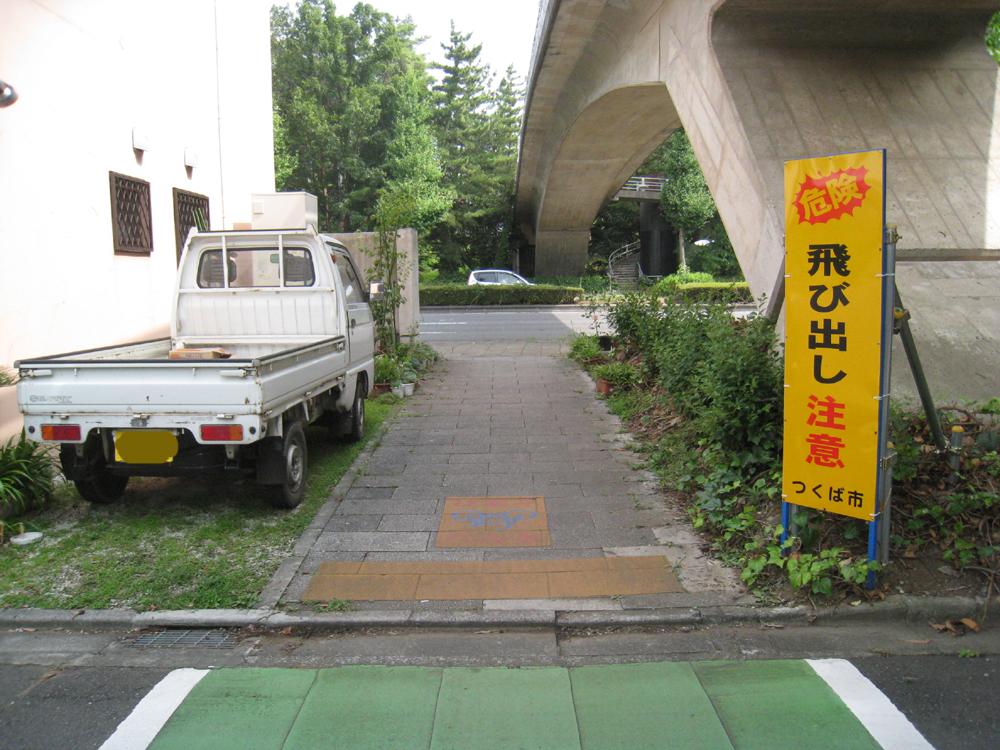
[369,281,385,302]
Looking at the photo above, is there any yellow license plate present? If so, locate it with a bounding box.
[114,430,179,464]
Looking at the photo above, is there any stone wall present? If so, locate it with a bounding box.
[327,230,421,342]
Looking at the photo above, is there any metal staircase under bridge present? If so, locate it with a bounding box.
[607,240,641,290]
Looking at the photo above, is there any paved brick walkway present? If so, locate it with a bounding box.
[274,344,745,612]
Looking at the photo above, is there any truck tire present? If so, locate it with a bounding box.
[346,378,366,443]
[271,422,307,509]
[75,473,129,505]
[60,441,128,504]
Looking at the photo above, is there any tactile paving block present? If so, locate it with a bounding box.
[436,496,550,548]
[303,555,684,601]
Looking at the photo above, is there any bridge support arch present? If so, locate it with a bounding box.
[530,83,680,276]
[517,0,999,320]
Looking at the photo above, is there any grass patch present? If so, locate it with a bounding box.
[0,399,395,610]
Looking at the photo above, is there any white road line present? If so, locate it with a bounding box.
[807,659,934,749]
[99,668,209,750]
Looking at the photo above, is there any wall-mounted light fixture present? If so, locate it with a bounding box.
[0,80,17,108]
[184,147,199,169]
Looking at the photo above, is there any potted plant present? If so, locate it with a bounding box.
[373,354,400,396]
[400,367,417,397]
[591,362,639,396]
[390,377,405,398]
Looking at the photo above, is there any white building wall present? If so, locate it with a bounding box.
[0,0,276,438]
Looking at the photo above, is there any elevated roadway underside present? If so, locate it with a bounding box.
[515,0,1000,401]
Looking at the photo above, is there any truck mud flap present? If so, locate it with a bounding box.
[255,438,285,485]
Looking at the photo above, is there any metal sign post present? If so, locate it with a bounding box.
[869,225,898,586]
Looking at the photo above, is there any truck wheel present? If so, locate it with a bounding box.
[346,379,366,443]
[271,422,307,509]
[74,472,129,504]
[60,441,128,504]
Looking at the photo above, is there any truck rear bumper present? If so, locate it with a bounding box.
[21,414,265,446]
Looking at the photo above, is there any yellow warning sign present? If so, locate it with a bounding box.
[782,150,886,521]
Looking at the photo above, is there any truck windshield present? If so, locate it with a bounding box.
[197,248,315,288]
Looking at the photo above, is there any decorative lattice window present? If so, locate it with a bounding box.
[173,188,211,262]
[109,172,153,255]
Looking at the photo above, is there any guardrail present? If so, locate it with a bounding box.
[619,176,666,193]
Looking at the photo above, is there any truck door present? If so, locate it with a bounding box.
[334,252,375,368]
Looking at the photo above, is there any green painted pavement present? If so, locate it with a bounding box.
[432,667,580,750]
[572,662,734,749]
[692,661,880,750]
[284,666,442,749]
[147,661,886,749]
[149,668,316,750]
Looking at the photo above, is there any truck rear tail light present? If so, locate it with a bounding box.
[200,424,244,442]
[41,424,82,441]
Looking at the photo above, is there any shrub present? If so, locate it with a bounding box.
[648,304,717,416]
[534,275,610,294]
[591,362,641,390]
[654,270,715,291]
[673,282,753,304]
[374,354,402,385]
[420,284,582,306]
[396,341,438,372]
[0,433,54,515]
[694,313,783,454]
[605,293,661,349]
[0,369,14,387]
[650,277,752,303]
[568,334,604,364]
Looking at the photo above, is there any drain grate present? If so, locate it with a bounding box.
[132,629,236,649]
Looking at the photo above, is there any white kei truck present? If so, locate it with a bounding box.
[15,226,377,508]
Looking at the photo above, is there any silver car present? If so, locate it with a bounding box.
[467,269,534,286]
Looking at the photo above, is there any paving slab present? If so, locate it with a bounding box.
[269,343,746,612]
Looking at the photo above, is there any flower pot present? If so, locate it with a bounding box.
[402,382,415,397]
[595,378,612,395]
[371,383,391,397]
[391,385,405,398]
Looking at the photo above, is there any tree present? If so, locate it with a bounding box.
[272,110,298,189]
[655,130,716,270]
[429,27,523,273]
[271,1,434,232]
[589,200,639,259]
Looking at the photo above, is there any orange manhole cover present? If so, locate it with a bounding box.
[302,556,684,601]
[436,496,550,548]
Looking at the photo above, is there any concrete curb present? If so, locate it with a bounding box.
[1,596,987,633]
[254,400,402,610]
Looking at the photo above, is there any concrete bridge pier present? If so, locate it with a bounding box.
[533,230,591,277]
[639,201,677,278]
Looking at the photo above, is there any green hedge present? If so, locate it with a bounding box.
[420,284,583,306]
[670,282,752,304]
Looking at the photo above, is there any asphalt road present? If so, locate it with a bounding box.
[0,612,997,750]
[419,306,602,342]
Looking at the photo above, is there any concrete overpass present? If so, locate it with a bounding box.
[515,0,1000,400]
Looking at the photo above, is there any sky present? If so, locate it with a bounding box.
[362,0,542,82]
